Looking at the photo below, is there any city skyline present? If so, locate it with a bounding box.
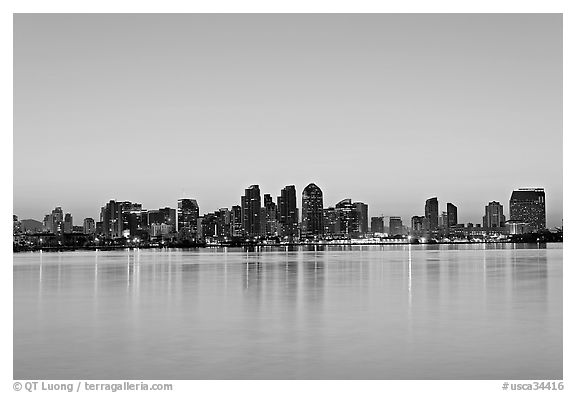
[15,184,558,231]
[14,14,562,227]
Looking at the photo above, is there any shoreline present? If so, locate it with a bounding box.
[12,239,562,253]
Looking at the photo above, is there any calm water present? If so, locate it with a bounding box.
[14,244,562,380]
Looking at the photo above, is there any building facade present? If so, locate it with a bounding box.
[425,197,439,231]
[242,185,262,237]
[483,201,506,228]
[301,183,324,238]
[509,188,546,232]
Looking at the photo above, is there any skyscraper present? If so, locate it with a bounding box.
[335,199,354,236]
[230,205,243,237]
[353,202,369,235]
[323,207,338,236]
[263,194,278,236]
[371,217,384,233]
[425,197,439,231]
[389,216,403,236]
[100,201,122,238]
[242,185,262,237]
[83,218,96,234]
[301,183,324,238]
[177,198,200,238]
[411,216,425,232]
[278,185,298,239]
[447,203,457,228]
[483,201,506,228]
[64,213,73,234]
[509,188,546,231]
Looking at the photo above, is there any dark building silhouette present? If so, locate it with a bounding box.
[177,198,199,239]
[100,200,122,238]
[335,199,355,236]
[371,216,384,233]
[83,218,95,234]
[447,203,457,228]
[215,208,231,238]
[389,216,403,236]
[301,183,324,237]
[509,188,546,231]
[242,185,262,237]
[483,201,506,228]
[411,216,425,232]
[425,197,439,231]
[323,207,338,235]
[230,205,243,237]
[263,194,278,236]
[120,202,148,237]
[197,213,217,241]
[353,202,369,235]
[64,213,73,234]
[278,185,298,239]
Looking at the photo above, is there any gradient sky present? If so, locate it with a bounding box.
[13,13,563,227]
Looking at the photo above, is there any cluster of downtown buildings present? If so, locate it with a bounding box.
[13,185,555,249]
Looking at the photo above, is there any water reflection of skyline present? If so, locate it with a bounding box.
[13,244,562,380]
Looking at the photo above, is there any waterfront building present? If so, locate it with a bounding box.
[411,216,425,232]
[216,208,231,238]
[353,202,369,235]
[197,213,218,241]
[323,207,339,236]
[371,217,384,234]
[278,185,298,239]
[230,205,243,237]
[483,201,506,228]
[389,216,403,236]
[242,185,262,237]
[301,183,324,238]
[64,213,73,234]
[439,211,448,229]
[83,218,96,234]
[509,188,546,232]
[263,194,279,236]
[335,199,355,236]
[177,198,200,239]
[100,201,123,238]
[447,203,458,227]
[425,197,439,231]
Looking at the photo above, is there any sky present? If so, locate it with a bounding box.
[13,13,563,227]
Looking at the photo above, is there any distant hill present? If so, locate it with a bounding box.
[20,219,44,233]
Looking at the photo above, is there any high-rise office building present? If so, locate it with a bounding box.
[371,217,384,233]
[323,207,339,235]
[301,183,324,237]
[335,199,355,236]
[509,188,546,231]
[389,216,403,236]
[64,213,73,234]
[216,208,231,238]
[278,185,298,239]
[353,202,368,235]
[483,201,506,228]
[120,202,148,237]
[83,218,96,234]
[447,203,458,228]
[230,205,243,237]
[242,185,262,237]
[411,216,425,232]
[425,197,439,231]
[101,201,122,238]
[263,194,279,236]
[177,198,199,238]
